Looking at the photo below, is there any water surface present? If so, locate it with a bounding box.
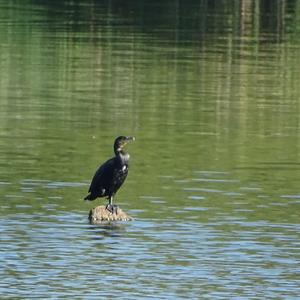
[0,1,300,298]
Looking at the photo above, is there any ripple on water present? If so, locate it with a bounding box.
[188,195,205,200]
[280,194,300,199]
[0,212,300,298]
[192,178,239,183]
[43,181,88,189]
[183,187,223,193]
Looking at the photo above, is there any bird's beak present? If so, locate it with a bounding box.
[126,136,135,142]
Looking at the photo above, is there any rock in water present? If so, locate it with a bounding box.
[89,205,133,224]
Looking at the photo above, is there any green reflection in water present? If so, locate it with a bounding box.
[0,1,300,220]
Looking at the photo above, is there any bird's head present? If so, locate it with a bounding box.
[114,136,135,154]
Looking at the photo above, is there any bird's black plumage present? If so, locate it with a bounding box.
[84,136,135,213]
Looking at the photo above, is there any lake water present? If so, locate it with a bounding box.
[1,1,300,299]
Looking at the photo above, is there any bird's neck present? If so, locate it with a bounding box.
[115,148,125,156]
[115,150,129,164]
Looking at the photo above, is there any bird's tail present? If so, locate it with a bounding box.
[84,194,91,201]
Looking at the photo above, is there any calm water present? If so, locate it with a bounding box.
[1,1,300,298]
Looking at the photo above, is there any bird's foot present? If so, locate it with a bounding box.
[106,204,119,215]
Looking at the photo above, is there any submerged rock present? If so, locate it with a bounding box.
[89,205,133,224]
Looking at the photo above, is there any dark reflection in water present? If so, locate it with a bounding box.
[30,0,297,38]
[87,223,127,239]
[1,0,300,298]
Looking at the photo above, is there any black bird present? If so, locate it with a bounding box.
[84,136,135,214]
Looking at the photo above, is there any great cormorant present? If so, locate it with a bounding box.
[84,136,135,214]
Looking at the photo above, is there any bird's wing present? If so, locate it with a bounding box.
[111,164,128,193]
[88,158,115,194]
